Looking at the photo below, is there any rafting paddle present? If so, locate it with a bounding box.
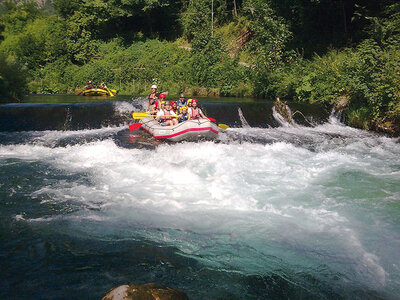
[205,117,228,129]
[132,112,181,119]
[129,123,143,131]
[132,112,156,119]
[106,88,114,97]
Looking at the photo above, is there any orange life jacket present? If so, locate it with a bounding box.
[162,109,172,121]
[190,107,200,119]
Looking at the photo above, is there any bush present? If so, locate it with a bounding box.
[0,53,27,102]
[346,106,372,130]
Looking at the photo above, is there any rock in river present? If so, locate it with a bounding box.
[102,283,189,300]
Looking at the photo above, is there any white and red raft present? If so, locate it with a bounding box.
[139,117,219,142]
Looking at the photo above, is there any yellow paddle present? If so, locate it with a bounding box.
[218,124,229,130]
[106,88,114,97]
[132,112,180,119]
[132,112,154,119]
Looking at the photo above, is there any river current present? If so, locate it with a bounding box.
[0,96,399,299]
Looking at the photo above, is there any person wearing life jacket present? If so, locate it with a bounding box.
[187,99,192,109]
[177,93,186,110]
[147,84,158,111]
[188,99,207,120]
[158,93,166,111]
[85,81,94,90]
[99,81,107,89]
[149,94,160,115]
[77,81,93,95]
[156,101,178,126]
[170,101,178,114]
[179,106,189,122]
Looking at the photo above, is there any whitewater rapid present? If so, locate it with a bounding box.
[1,103,400,298]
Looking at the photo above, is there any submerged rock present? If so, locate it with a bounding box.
[334,95,349,112]
[273,97,292,124]
[102,283,189,300]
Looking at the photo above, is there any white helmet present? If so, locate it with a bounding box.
[151,85,157,89]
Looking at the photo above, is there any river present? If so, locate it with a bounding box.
[0,95,399,299]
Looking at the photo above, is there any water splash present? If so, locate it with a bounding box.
[238,107,251,128]
[62,106,72,131]
[1,101,400,299]
[272,106,298,127]
[329,108,346,125]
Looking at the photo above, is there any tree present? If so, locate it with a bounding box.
[180,0,228,41]
[0,1,43,34]
[0,54,28,102]
[52,0,81,18]
[52,0,183,40]
[242,0,291,68]
[0,24,4,42]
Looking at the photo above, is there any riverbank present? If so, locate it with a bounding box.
[1,2,399,136]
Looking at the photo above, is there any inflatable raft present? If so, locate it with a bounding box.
[139,117,219,142]
[78,88,116,96]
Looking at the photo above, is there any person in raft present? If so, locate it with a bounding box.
[147,84,158,111]
[188,98,207,120]
[186,98,192,109]
[85,81,94,90]
[179,106,189,122]
[160,101,166,112]
[149,93,160,113]
[99,81,107,89]
[156,100,178,126]
[158,93,166,110]
[177,93,186,110]
[170,101,179,114]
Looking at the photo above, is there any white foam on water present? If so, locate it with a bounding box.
[238,107,251,128]
[1,123,400,293]
[112,98,148,118]
[112,101,138,115]
[35,126,123,144]
[272,105,299,128]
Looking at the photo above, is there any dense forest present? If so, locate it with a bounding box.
[0,0,399,133]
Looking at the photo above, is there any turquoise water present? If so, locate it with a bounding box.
[0,96,399,299]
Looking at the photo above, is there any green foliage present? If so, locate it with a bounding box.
[180,0,211,41]
[242,0,291,69]
[270,39,400,129]
[53,0,183,40]
[27,36,249,97]
[180,0,228,41]
[0,23,4,41]
[0,53,28,102]
[346,106,372,130]
[0,1,43,34]
[383,3,400,46]
[0,16,69,71]
[189,34,247,94]
[52,0,81,18]
[237,0,292,97]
